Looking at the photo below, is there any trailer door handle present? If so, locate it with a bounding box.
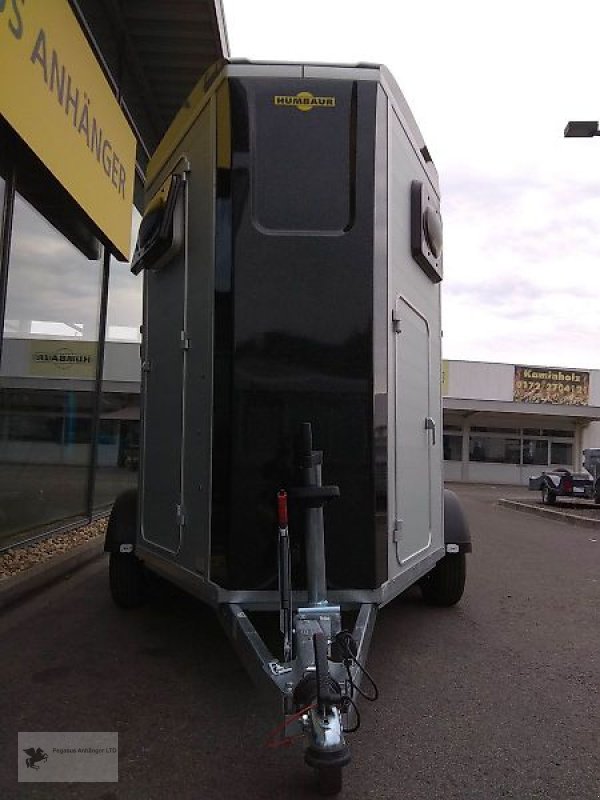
[424,417,436,446]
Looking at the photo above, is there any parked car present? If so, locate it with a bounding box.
[529,468,598,505]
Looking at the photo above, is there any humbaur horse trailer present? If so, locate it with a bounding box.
[104,59,471,795]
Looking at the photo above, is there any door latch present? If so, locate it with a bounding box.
[424,417,436,446]
[393,519,403,542]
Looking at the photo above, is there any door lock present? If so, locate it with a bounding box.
[424,417,436,446]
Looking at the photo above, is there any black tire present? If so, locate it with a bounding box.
[105,489,138,548]
[541,485,557,505]
[106,489,145,608]
[420,553,466,607]
[317,766,343,797]
[109,552,145,608]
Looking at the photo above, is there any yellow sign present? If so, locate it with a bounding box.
[514,365,589,406]
[273,92,336,112]
[0,0,135,259]
[30,340,97,379]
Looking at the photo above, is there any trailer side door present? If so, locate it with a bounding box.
[393,295,433,564]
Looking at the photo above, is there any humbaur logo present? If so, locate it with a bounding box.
[32,347,93,371]
[273,92,336,112]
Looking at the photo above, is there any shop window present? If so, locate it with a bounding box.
[0,389,97,545]
[2,193,101,344]
[469,436,520,464]
[93,211,142,511]
[523,428,573,438]
[106,210,142,343]
[551,442,573,466]
[93,392,140,510]
[92,209,143,512]
[522,439,549,466]
[4,412,62,443]
[471,426,519,434]
[443,434,462,461]
[0,192,102,546]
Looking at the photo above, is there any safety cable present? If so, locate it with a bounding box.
[268,631,379,744]
[339,693,361,733]
[335,630,380,703]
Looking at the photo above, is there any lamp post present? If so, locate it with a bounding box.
[564,121,600,137]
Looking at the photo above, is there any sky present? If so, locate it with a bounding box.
[224,0,600,370]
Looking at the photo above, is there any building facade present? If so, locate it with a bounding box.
[442,360,600,485]
[0,1,226,548]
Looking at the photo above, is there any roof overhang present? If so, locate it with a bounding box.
[70,0,228,187]
[443,398,600,422]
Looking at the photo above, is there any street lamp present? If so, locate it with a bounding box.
[564,121,600,138]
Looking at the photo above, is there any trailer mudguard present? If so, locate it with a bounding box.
[443,489,472,553]
[104,488,139,553]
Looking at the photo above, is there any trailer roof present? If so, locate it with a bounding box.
[146,59,437,190]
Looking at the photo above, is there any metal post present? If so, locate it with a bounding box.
[86,247,111,519]
[277,489,293,662]
[299,423,328,606]
[0,166,16,373]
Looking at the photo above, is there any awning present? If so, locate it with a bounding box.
[444,397,600,422]
[72,0,228,172]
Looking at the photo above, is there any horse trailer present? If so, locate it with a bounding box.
[104,59,471,796]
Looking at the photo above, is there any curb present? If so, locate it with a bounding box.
[498,499,600,530]
[0,536,105,612]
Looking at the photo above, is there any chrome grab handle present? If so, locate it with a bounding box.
[424,417,436,446]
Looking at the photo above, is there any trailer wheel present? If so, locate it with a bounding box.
[420,553,466,607]
[317,766,343,796]
[109,552,146,608]
[541,485,557,505]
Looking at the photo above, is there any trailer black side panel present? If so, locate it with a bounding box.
[211,77,382,590]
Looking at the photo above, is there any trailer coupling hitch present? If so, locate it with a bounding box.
[303,632,351,772]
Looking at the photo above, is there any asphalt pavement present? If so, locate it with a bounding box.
[1,484,599,800]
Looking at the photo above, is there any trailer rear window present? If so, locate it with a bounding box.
[251,80,356,234]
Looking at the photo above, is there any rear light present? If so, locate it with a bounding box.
[563,477,573,492]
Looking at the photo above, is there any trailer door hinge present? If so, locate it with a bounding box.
[176,504,186,526]
[180,330,190,351]
[392,309,402,333]
[142,360,152,373]
[393,519,403,542]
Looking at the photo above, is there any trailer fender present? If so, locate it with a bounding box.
[443,489,472,553]
[104,488,139,553]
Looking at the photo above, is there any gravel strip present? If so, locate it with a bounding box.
[0,518,107,579]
